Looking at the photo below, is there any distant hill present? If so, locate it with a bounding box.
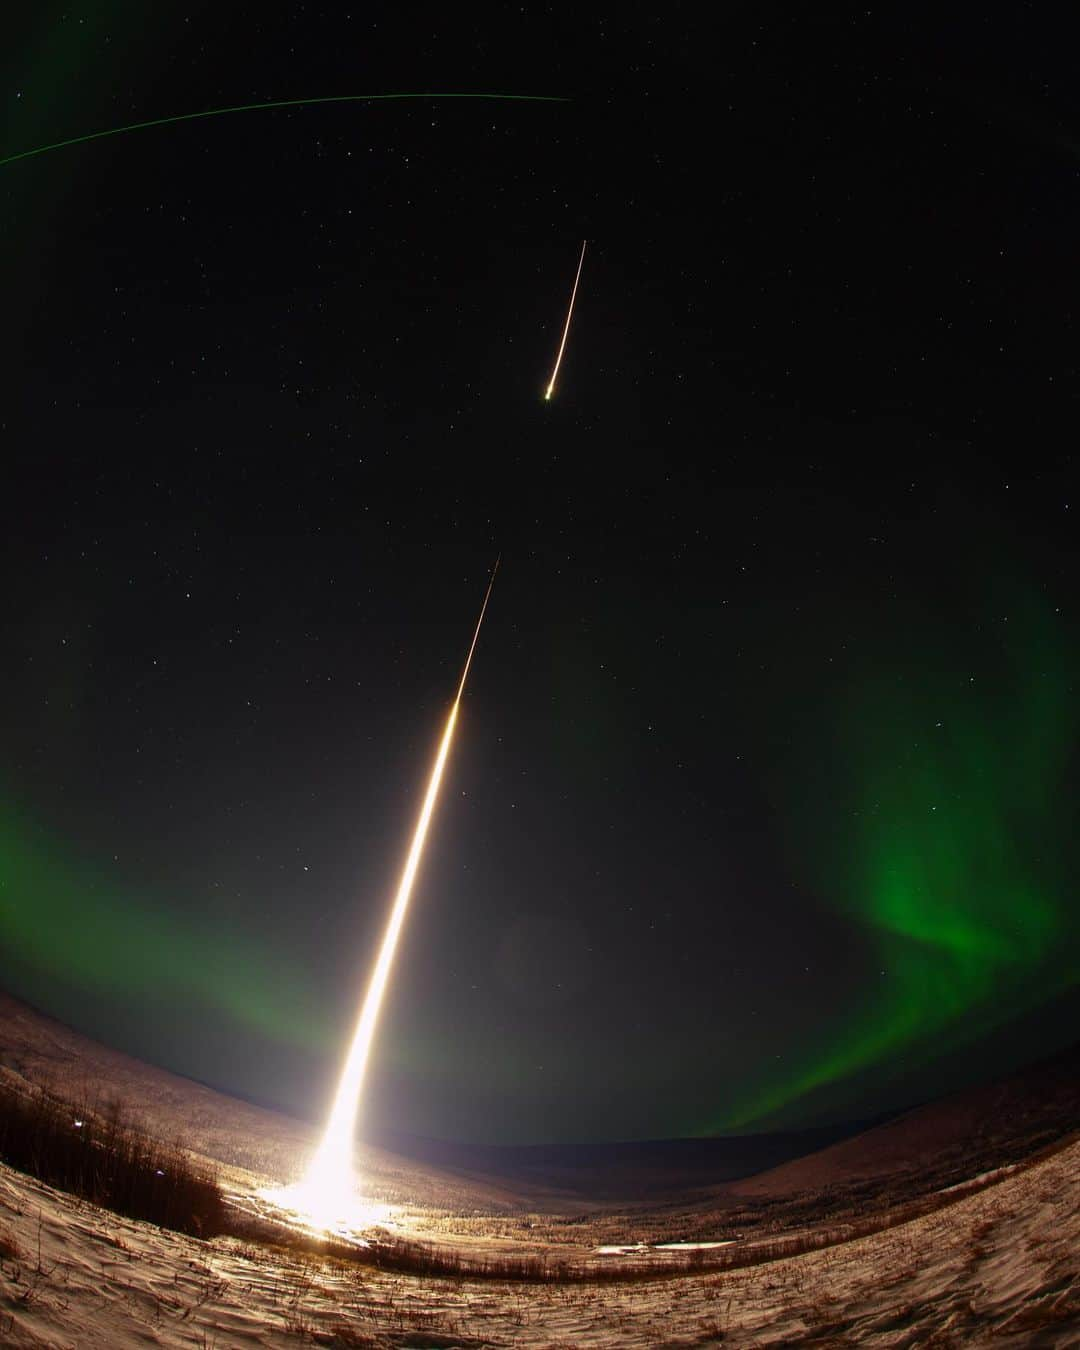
[0,989,540,1210]
[371,1042,1079,1202]
[2,989,1076,1206]
[728,1040,1080,1200]
[0,989,320,1180]
[367,1122,883,1202]
[0,989,874,1201]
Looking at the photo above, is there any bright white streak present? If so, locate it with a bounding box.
[544,239,587,400]
[297,564,498,1226]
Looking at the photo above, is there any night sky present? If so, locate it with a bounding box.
[3,4,1080,1146]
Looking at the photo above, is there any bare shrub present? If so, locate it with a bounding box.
[0,1078,225,1238]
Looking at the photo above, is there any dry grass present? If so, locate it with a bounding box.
[0,1078,226,1238]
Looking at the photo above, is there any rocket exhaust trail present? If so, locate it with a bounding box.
[300,560,499,1220]
[544,239,587,400]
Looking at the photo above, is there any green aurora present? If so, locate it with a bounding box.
[0,802,332,1053]
[721,583,1078,1129]
[2,577,1075,1138]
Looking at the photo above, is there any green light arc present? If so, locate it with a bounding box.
[0,798,334,1051]
[710,578,1079,1134]
[0,92,569,169]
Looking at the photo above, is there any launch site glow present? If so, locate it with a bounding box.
[268,565,498,1229]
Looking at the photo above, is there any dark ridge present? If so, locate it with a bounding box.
[365,1117,893,1201]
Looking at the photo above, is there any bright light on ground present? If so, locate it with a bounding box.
[256,1180,394,1237]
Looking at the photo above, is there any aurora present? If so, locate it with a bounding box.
[0,800,332,1053]
[719,582,1077,1130]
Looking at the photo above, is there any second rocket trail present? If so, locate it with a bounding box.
[302,560,499,1205]
[544,240,587,400]
[456,557,499,698]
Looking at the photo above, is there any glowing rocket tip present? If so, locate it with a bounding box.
[543,238,587,403]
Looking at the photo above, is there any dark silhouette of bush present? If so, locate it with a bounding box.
[0,1079,225,1238]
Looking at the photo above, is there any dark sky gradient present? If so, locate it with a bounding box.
[2,3,1079,1144]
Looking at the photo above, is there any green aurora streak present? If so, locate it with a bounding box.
[721,587,1077,1129]
[0,93,568,169]
[0,803,331,1051]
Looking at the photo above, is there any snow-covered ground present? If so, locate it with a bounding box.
[2,1132,1078,1346]
[2,996,1078,1344]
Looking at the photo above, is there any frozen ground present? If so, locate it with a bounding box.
[1,1133,1078,1346]
[1,995,1078,1345]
